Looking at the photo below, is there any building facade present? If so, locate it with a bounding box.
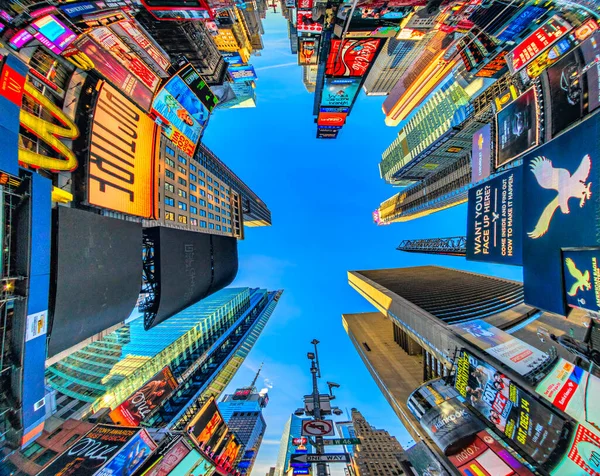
[274,414,314,476]
[363,39,416,96]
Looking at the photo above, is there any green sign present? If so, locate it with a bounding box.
[323,438,361,446]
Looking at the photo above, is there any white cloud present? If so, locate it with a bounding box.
[255,62,298,71]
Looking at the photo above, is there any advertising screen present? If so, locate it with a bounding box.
[321,78,360,107]
[190,397,227,451]
[453,320,549,375]
[522,113,600,315]
[471,124,491,183]
[550,423,600,475]
[109,366,178,426]
[75,36,153,111]
[495,88,538,167]
[297,10,322,33]
[496,6,546,42]
[134,436,191,476]
[317,128,339,139]
[9,29,34,49]
[96,429,157,476]
[88,82,157,218]
[178,64,218,111]
[326,39,380,77]
[221,51,243,64]
[31,14,77,53]
[561,249,600,312]
[317,111,347,127]
[228,64,257,82]
[298,37,319,65]
[454,351,566,466]
[508,16,572,72]
[39,425,139,476]
[526,36,575,80]
[89,27,161,92]
[466,168,523,266]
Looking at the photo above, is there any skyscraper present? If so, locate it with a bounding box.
[363,39,416,96]
[274,414,314,476]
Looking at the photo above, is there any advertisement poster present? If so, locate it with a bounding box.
[405,442,450,476]
[190,398,227,451]
[178,64,218,111]
[496,6,546,42]
[228,64,257,82]
[39,425,139,476]
[522,113,600,315]
[31,15,77,54]
[454,351,565,466]
[317,111,347,127]
[76,36,153,111]
[550,423,600,475]
[25,310,47,342]
[466,168,523,266]
[525,36,575,80]
[88,82,157,218]
[298,37,319,65]
[471,124,492,183]
[296,10,322,33]
[496,88,539,167]
[563,249,600,312]
[97,430,157,476]
[221,52,243,64]
[321,78,360,107]
[317,127,339,139]
[326,39,380,77]
[508,16,572,72]
[454,320,549,375]
[110,366,178,426]
[139,437,191,476]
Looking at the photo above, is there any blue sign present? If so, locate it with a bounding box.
[60,2,98,17]
[466,168,523,265]
[96,430,156,476]
[522,113,600,315]
[562,248,600,313]
[496,6,546,42]
[221,52,243,64]
[321,78,360,107]
[229,64,257,82]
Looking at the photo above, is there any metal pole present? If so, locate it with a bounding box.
[311,347,328,476]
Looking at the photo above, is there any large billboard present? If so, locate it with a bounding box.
[317,110,347,127]
[321,78,360,107]
[178,64,219,112]
[88,82,157,218]
[39,425,139,476]
[135,436,192,476]
[454,351,567,466]
[96,429,157,476]
[496,6,546,42]
[522,113,600,315]
[228,64,257,83]
[496,88,539,167]
[109,366,178,426]
[298,37,319,65]
[30,14,77,54]
[296,10,322,33]
[562,248,600,313]
[471,124,491,183]
[189,397,228,451]
[326,39,380,77]
[466,168,523,266]
[550,423,600,475]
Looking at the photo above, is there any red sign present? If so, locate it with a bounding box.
[297,10,322,33]
[317,111,347,126]
[0,64,25,107]
[326,39,380,77]
[508,16,571,72]
[292,437,308,446]
[298,0,313,8]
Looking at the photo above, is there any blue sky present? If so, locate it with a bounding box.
[202,10,523,475]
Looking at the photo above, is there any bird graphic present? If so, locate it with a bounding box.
[528,154,592,239]
[565,258,591,296]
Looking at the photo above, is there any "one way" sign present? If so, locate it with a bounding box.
[290,453,351,464]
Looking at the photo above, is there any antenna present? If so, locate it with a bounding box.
[250,362,263,390]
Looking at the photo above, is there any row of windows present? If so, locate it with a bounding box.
[163,211,232,232]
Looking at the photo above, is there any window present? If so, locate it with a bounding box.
[215,216,221,222]
[47,428,63,440]
[216,225,221,230]
[200,210,207,217]
[208,176,212,182]
[178,177,187,186]
[221,186,225,191]
[164,197,175,207]
[178,156,187,165]
[165,170,175,180]
[215,206,221,213]
[178,214,187,224]
[190,163,197,172]
[178,201,187,211]
[178,165,186,175]
[200,220,207,227]
[199,171,205,177]
[208,185,213,192]
[178,189,187,198]
[208,194,213,201]
[191,206,198,215]
[200,199,206,206]
[200,190,206,197]
[64,434,81,448]
[190,195,197,203]
[190,184,197,192]
[214,181,219,187]
[191,218,198,226]
[22,443,45,460]
[228,227,232,232]
[165,182,175,193]
[208,213,214,219]
[165,146,175,156]
[209,223,215,229]
[215,190,220,197]
[190,173,196,182]
[208,203,213,210]
[165,157,175,167]
[34,449,58,466]
[215,198,220,205]
[199,179,206,186]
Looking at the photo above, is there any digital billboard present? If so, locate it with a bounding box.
[471,124,491,183]
[508,16,572,72]
[561,249,600,313]
[136,436,191,476]
[109,366,178,426]
[466,168,523,266]
[326,39,380,77]
[96,429,157,476]
[297,10,322,33]
[88,81,157,218]
[75,36,153,111]
[522,113,600,315]
[496,6,546,42]
[317,111,347,127]
[9,30,34,50]
[317,127,339,139]
[550,423,600,475]
[190,397,227,451]
[454,351,566,466]
[30,14,77,54]
[495,88,538,167]
[457,28,498,72]
[39,425,139,476]
[178,64,219,111]
[229,64,257,82]
[525,36,575,80]
[298,37,319,65]
[221,51,243,64]
[321,78,360,107]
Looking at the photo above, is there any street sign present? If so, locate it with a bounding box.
[290,453,351,464]
[292,437,308,446]
[302,419,335,437]
[323,438,361,446]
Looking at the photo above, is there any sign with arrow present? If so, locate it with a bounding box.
[323,438,361,446]
[290,453,351,464]
[301,419,334,437]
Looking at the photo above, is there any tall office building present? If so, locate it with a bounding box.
[363,39,416,96]
[349,409,406,476]
[274,414,314,476]
[45,288,282,431]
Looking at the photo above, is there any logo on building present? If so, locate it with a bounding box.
[565,258,592,296]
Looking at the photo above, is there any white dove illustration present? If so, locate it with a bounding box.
[565,258,591,296]
[528,154,592,239]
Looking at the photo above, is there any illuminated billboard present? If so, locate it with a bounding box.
[326,39,380,77]
[229,64,257,82]
[550,423,600,475]
[525,36,575,80]
[298,37,319,65]
[96,429,157,476]
[471,124,491,183]
[454,351,566,466]
[561,249,600,313]
[317,127,339,139]
[457,28,499,73]
[178,64,219,111]
[466,169,522,266]
[31,14,77,53]
[109,366,178,426]
[88,82,158,218]
[495,88,538,167]
[321,78,360,107]
[297,10,322,33]
[522,113,600,315]
[141,0,212,20]
[135,436,192,476]
[317,111,347,127]
[190,397,228,451]
[507,16,572,73]
[496,6,546,42]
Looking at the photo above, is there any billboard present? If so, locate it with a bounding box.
[221,51,243,64]
[178,64,219,111]
[326,39,380,77]
[190,397,228,451]
[454,351,567,466]
[109,366,178,426]
[297,10,322,33]
[525,36,575,80]
[581,31,600,114]
[550,423,600,475]
[317,111,347,127]
[561,249,600,312]
[298,37,319,65]
[453,320,549,375]
[88,81,157,218]
[136,436,191,476]
[39,425,139,476]
[228,64,257,83]
[496,6,546,42]
[508,16,572,73]
[522,113,600,315]
[321,78,360,107]
[495,88,539,167]
[471,124,491,183]
[466,168,523,266]
[75,36,153,111]
[31,14,77,54]
[96,429,157,476]
[317,128,339,139]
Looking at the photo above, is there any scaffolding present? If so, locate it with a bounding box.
[396,236,467,256]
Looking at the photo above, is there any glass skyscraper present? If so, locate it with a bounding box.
[275,414,314,476]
